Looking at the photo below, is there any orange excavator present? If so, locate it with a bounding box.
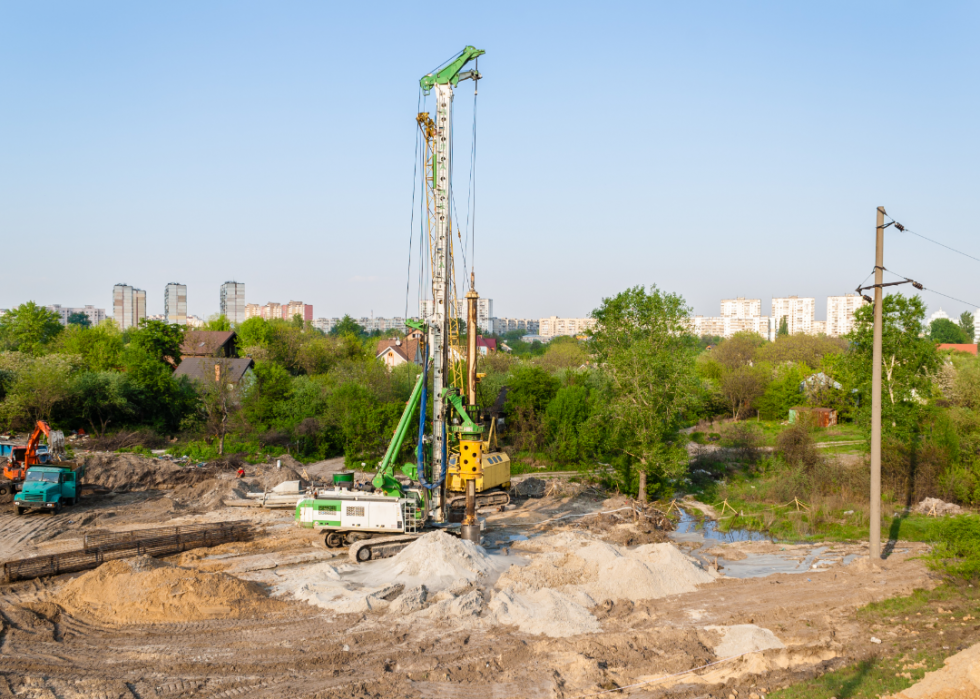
[1,421,64,497]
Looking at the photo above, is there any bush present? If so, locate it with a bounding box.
[929,515,980,580]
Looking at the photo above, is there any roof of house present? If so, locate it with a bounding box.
[376,337,422,363]
[174,357,254,383]
[180,330,237,357]
[476,337,497,352]
[938,343,978,355]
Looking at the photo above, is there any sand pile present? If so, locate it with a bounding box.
[279,530,716,638]
[57,556,280,624]
[81,453,215,492]
[486,533,716,636]
[502,532,716,602]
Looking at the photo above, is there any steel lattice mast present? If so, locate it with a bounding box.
[419,47,483,516]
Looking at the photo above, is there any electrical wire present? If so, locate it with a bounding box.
[886,213,980,265]
[404,89,422,321]
[877,268,980,310]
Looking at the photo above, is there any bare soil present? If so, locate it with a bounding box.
[0,455,950,698]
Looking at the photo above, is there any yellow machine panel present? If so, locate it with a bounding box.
[447,451,511,493]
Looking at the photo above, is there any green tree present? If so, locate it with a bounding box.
[712,331,766,370]
[842,294,939,440]
[532,336,588,371]
[755,363,810,420]
[589,285,701,501]
[72,371,133,434]
[777,316,789,337]
[242,361,294,428]
[54,322,124,371]
[237,316,270,349]
[205,314,232,331]
[0,354,75,428]
[757,333,847,367]
[195,358,243,455]
[127,319,186,367]
[67,312,91,328]
[720,365,766,420]
[507,366,560,414]
[545,385,592,463]
[960,311,976,343]
[329,315,366,338]
[0,302,63,355]
[931,317,971,344]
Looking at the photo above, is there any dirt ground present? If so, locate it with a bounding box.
[0,452,945,698]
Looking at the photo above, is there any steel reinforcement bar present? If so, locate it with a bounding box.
[2,521,252,583]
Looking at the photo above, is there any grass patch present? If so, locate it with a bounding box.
[769,653,943,699]
[167,438,293,464]
[774,580,980,698]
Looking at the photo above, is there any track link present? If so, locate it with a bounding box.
[347,534,422,563]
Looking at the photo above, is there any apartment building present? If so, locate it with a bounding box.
[46,305,107,326]
[219,282,246,324]
[826,294,867,337]
[494,318,541,335]
[771,296,815,336]
[283,301,313,322]
[113,284,146,329]
[539,316,597,338]
[164,283,187,325]
[421,298,494,333]
[720,297,762,319]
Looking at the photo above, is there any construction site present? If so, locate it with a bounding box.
[0,447,946,699]
[1,35,978,699]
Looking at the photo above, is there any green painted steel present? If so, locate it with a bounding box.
[372,369,426,496]
[420,46,485,93]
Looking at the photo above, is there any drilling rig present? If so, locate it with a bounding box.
[295,46,512,561]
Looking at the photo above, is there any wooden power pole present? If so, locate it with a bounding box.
[870,206,886,559]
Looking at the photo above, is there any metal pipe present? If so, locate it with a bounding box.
[466,287,479,406]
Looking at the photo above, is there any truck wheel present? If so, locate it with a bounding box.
[53,503,61,515]
[325,532,343,548]
[14,506,22,516]
[0,486,8,496]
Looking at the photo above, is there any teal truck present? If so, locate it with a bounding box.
[14,463,83,515]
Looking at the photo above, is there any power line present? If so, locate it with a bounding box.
[886,214,980,265]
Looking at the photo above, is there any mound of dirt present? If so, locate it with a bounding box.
[57,556,281,624]
[513,477,547,498]
[80,453,216,492]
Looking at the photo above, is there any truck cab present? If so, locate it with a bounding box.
[14,465,81,515]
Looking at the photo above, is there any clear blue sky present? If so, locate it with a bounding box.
[2,1,978,322]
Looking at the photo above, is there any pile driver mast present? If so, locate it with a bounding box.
[419,46,484,528]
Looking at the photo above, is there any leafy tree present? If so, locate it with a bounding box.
[589,285,701,501]
[72,371,132,434]
[777,316,789,336]
[67,312,91,328]
[0,354,75,428]
[128,319,186,367]
[54,322,124,371]
[842,294,939,440]
[329,315,366,338]
[0,302,63,355]
[712,331,766,370]
[757,333,847,367]
[237,316,270,349]
[755,363,809,420]
[960,311,976,343]
[507,366,560,415]
[720,366,766,420]
[931,317,971,345]
[533,336,588,371]
[545,385,592,463]
[242,361,294,428]
[205,314,232,331]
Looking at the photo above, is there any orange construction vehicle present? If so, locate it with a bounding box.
[1,421,64,496]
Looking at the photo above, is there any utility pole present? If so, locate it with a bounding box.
[870,206,886,560]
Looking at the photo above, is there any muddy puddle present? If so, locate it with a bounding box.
[671,508,862,578]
